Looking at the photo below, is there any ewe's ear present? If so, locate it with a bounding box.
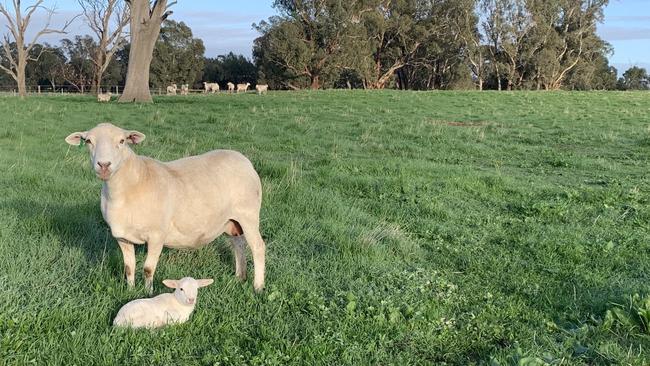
[162,279,178,289]
[197,279,214,288]
[65,132,86,146]
[126,130,145,145]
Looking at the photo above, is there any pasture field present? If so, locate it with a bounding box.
[0,91,649,365]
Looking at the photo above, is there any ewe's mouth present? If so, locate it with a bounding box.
[96,170,112,180]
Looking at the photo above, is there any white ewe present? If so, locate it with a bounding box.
[236,83,250,93]
[97,92,112,102]
[113,277,213,329]
[227,82,235,92]
[203,82,219,93]
[255,84,269,95]
[65,123,266,292]
[180,84,189,95]
[166,84,177,95]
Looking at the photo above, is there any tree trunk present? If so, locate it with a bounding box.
[478,78,483,91]
[310,74,320,90]
[92,71,102,94]
[16,54,27,98]
[119,0,169,103]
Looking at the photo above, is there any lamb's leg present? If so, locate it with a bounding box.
[230,235,247,281]
[117,240,136,288]
[240,221,265,292]
[143,240,164,293]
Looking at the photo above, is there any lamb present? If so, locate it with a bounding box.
[203,82,219,93]
[255,84,269,95]
[64,123,266,292]
[236,83,250,93]
[180,84,189,95]
[113,277,214,329]
[97,92,112,102]
[227,82,235,92]
[166,84,177,95]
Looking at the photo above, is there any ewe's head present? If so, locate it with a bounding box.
[163,277,214,306]
[65,123,145,181]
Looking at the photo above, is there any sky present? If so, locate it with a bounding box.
[2,0,648,75]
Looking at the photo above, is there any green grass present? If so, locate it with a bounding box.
[1,91,649,365]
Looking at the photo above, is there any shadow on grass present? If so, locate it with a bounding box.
[7,198,112,262]
[6,197,236,278]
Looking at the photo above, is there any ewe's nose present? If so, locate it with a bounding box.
[187,298,195,305]
[97,161,111,169]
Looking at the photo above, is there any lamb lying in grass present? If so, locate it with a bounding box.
[113,277,213,329]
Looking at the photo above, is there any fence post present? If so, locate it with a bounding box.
[116,85,119,94]
[37,85,41,94]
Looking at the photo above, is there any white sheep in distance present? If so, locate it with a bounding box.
[203,82,219,93]
[166,84,177,95]
[227,82,235,92]
[236,83,250,93]
[180,84,189,95]
[255,84,269,95]
[113,277,214,329]
[97,92,112,102]
[64,123,266,292]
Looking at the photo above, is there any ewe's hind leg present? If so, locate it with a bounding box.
[240,221,266,292]
[230,235,247,280]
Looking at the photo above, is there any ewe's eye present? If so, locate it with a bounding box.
[180,288,184,292]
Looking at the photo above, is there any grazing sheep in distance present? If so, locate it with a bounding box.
[227,82,235,92]
[236,83,250,93]
[180,84,189,95]
[166,84,177,95]
[64,123,266,292]
[113,277,213,329]
[255,84,269,95]
[203,82,219,93]
[97,92,112,102]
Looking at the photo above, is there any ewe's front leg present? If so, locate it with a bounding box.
[117,240,136,288]
[144,240,164,293]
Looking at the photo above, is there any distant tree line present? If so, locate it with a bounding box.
[1,1,647,93]
[0,19,257,93]
[252,0,648,91]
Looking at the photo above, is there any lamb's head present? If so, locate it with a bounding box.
[65,123,145,181]
[163,277,214,306]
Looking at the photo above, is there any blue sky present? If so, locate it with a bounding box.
[3,0,649,75]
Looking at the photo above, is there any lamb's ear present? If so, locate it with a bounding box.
[162,279,178,289]
[126,130,145,145]
[197,279,214,288]
[65,132,86,146]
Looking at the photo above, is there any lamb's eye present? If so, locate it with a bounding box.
[180,288,184,292]
[119,139,125,144]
